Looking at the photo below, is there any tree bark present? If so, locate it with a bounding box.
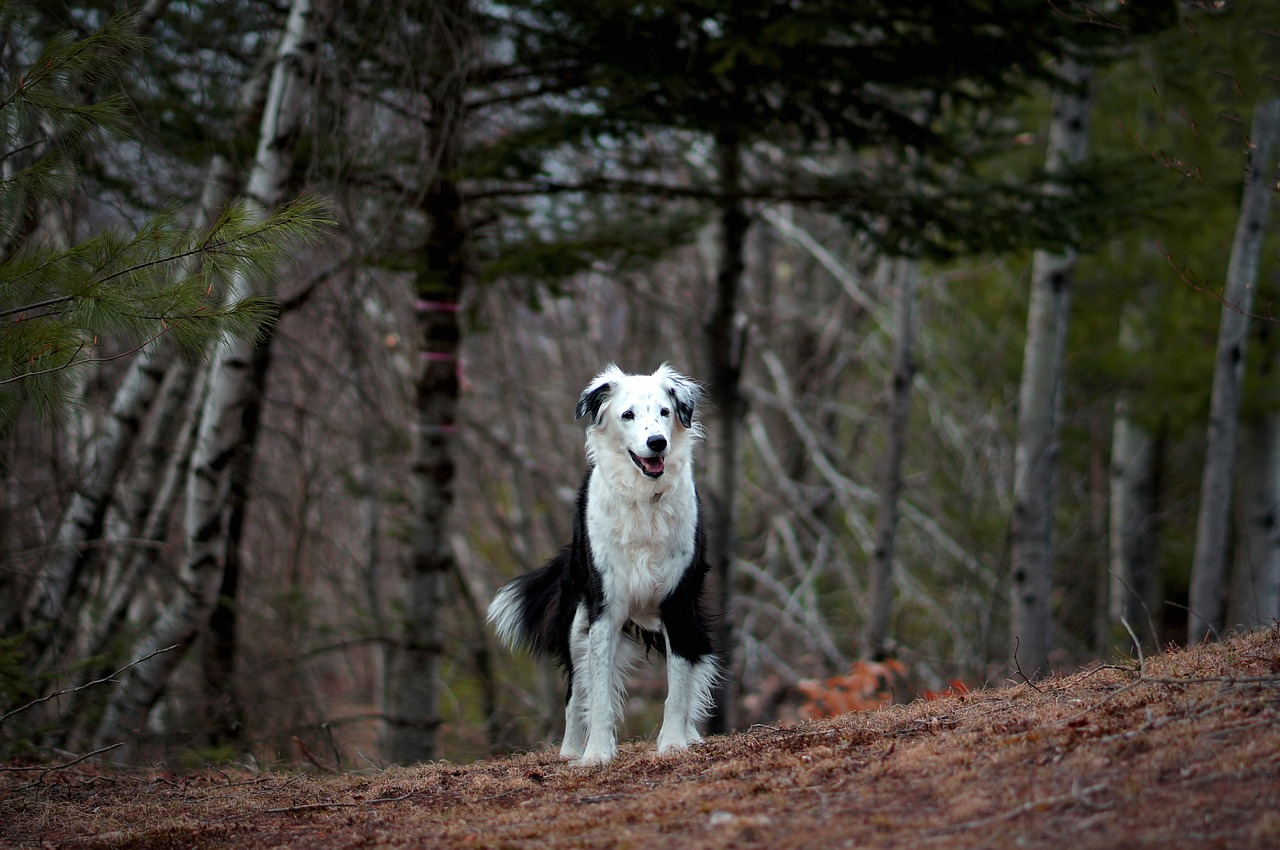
[385,0,475,764]
[94,0,326,756]
[1107,302,1159,652]
[1228,408,1280,631]
[703,131,750,736]
[864,259,918,660]
[1188,98,1280,645]
[1226,321,1280,632]
[1009,59,1091,680]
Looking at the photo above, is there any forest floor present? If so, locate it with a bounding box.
[3,626,1279,850]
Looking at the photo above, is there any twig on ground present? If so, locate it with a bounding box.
[5,742,125,788]
[262,791,414,814]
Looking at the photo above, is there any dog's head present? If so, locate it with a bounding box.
[577,363,703,481]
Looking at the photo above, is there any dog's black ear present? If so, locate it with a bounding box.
[674,396,695,429]
[575,382,611,422]
[578,364,626,423]
[659,365,703,429]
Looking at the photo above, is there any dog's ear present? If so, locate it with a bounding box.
[657,364,703,429]
[576,364,624,423]
[575,382,611,422]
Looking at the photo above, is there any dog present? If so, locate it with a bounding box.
[487,363,719,765]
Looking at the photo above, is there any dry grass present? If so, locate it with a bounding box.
[4,626,1279,849]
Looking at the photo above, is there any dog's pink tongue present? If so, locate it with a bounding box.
[642,456,665,475]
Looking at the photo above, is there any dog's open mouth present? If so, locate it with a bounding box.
[629,450,666,479]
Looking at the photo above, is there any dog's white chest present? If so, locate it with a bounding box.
[587,480,696,630]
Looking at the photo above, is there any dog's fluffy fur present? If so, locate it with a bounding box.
[487,364,719,765]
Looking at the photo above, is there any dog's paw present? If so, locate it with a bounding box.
[656,730,690,755]
[573,744,617,766]
[657,718,707,754]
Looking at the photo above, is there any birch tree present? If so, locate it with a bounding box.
[1107,299,1159,651]
[1228,396,1280,631]
[1188,98,1280,644]
[1009,59,1092,680]
[94,0,331,755]
[3,9,287,657]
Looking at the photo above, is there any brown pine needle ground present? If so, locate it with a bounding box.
[4,626,1279,849]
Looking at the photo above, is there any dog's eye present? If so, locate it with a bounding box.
[621,410,635,420]
[660,407,670,417]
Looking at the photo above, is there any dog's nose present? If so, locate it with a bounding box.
[647,435,667,453]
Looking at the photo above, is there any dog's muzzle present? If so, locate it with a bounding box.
[630,450,666,478]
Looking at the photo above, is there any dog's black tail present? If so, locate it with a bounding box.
[486,549,569,663]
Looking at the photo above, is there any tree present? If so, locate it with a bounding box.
[92,0,332,756]
[385,0,478,764]
[864,258,918,660]
[1107,301,1159,651]
[1009,59,1093,680]
[1188,98,1280,645]
[1228,365,1280,632]
[2,7,322,667]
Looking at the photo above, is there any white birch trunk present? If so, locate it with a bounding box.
[1228,410,1280,630]
[1010,59,1091,679]
[1108,385,1157,648]
[94,0,326,754]
[1188,98,1280,645]
[864,258,918,659]
[1107,298,1160,651]
[26,156,238,665]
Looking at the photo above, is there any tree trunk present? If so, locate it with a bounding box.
[703,131,750,736]
[1188,98,1280,645]
[25,152,241,677]
[1227,321,1280,632]
[1107,302,1158,653]
[94,0,326,757]
[13,0,225,661]
[1009,59,1091,680]
[1228,410,1280,631]
[385,0,475,764]
[25,345,169,645]
[864,258,918,660]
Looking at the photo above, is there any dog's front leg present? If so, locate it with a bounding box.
[577,615,621,765]
[560,606,591,760]
[658,623,717,755]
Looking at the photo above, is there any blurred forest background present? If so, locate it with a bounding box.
[3,0,1280,768]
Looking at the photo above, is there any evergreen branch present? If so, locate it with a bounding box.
[0,337,90,386]
[0,294,76,320]
[2,194,331,322]
[0,302,248,386]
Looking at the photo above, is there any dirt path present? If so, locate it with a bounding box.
[4,627,1279,849]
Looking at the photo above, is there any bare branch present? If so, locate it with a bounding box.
[0,644,179,726]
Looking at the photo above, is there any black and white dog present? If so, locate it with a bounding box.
[487,364,719,765]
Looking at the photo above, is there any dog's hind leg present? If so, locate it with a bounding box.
[657,652,698,753]
[657,625,719,754]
